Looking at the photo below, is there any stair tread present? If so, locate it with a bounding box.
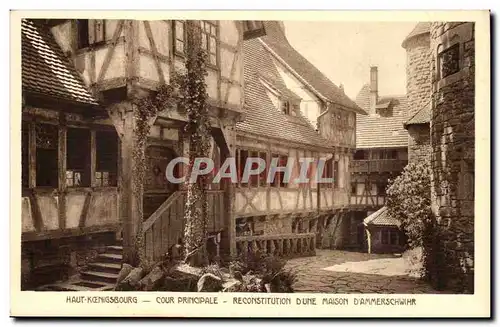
[99,253,123,259]
[106,245,123,250]
[82,270,119,278]
[88,262,122,270]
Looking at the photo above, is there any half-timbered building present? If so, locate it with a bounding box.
[351,66,409,252]
[20,19,369,290]
[235,22,366,256]
[20,18,266,290]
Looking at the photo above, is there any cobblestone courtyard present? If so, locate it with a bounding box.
[285,250,443,294]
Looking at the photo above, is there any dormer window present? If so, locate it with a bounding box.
[281,100,291,115]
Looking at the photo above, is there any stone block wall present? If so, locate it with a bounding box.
[408,124,431,163]
[430,22,475,293]
[405,33,432,118]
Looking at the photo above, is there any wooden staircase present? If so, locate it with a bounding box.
[37,242,123,291]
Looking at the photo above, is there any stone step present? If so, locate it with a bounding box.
[97,253,122,263]
[105,245,123,254]
[81,270,120,284]
[87,262,122,274]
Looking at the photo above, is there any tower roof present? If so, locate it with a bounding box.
[401,22,431,48]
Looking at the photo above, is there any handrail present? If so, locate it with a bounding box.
[142,191,184,232]
[142,189,225,232]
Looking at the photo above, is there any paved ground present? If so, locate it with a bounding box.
[285,249,442,294]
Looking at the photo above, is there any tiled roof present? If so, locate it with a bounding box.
[259,22,366,115]
[404,102,431,127]
[401,22,431,48]
[354,84,409,149]
[237,37,330,147]
[364,206,401,227]
[22,19,99,106]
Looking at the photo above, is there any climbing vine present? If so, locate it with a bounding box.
[130,21,211,267]
[180,21,212,266]
[386,159,444,285]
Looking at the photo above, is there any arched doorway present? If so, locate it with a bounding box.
[143,145,179,219]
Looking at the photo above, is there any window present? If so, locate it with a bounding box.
[278,155,288,188]
[201,21,217,66]
[353,150,367,160]
[321,158,333,188]
[377,182,387,196]
[66,128,91,187]
[239,149,248,187]
[381,229,399,245]
[259,151,267,187]
[77,19,89,49]
[174,20,186,54]
[351,183,356,195]
[333,160,339,188]
[281,101,290,115]
[77,19,106,49]
[22,122,29,188]
[438,43,460,79]
[35,123,59,187]
[249,151,259,187]
[96,131,118,187]
[174,20,218,66]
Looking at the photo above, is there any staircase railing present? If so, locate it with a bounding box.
[142,190,225,262]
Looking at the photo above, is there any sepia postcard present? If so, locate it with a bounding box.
[9,9,491,318]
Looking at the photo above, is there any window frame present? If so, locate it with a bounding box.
[173,20,219,68]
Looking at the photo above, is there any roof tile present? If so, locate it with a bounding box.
[364,206,401,227]
[354,84,409,149]
[237,38,330,147]
[22,19,98,106]
[259,22,366,114]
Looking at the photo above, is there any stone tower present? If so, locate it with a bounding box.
[402,22,432,163]
[430,22,475,293]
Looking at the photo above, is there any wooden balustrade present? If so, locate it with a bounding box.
[235,233,316,259]
[142,190,225,262]
[350,159,407,173]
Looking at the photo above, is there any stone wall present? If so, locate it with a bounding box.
[408,124,431,163]
[430,22,475,293]
[405,33,432,118]
[404,28,432,163]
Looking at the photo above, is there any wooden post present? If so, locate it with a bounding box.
[118,106,142,266]
[28,122,36,189]
[58,117,67,230]
[90,130,96,187]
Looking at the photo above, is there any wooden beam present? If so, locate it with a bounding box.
[143,21,166,85]
[90,130,96,187]
[28,122,36,189]
[79,192,93,227]
[58,117,67,230]
[97,21,125,84]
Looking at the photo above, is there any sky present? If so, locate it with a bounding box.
[283,21,418,100]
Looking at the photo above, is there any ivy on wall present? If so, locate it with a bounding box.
[130,21,211,268]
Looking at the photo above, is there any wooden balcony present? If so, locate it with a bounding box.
[235,233,316,259]
[350,159,407,174]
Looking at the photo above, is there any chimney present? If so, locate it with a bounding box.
[369,66,378,114]
[339,83,344,94]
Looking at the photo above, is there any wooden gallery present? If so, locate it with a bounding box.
[19,19,367,290]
